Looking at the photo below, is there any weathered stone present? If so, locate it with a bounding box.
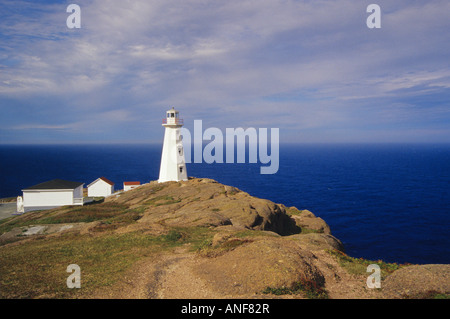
[290,233,345,252]
[382,264,450,298]
[291,210,331,234]
[108,178,300,236]
[195,237,325,295]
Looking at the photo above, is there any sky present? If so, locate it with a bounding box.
[0,0,449,144]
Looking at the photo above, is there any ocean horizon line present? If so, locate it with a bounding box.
[1,141,450,146]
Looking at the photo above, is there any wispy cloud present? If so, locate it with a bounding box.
[12,124,72,130]
[0,0,449,143]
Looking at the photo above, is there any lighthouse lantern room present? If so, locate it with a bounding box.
[158,107,188,183]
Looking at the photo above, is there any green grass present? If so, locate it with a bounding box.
[144,195,181,206]
[0,231,161,298]
[200,238,253,258]
[262,277,328,299]
[0,197,17,203]
[194,229,278,257]
[430,293,450,299]
[0,202,130,236]
[0,214,59,236]
[0,225,214,298]
[160,229,183,243]
[90,207,146,232]
[0,193,215,299]
[176,226,216,252]
[326,249,406,279]
[285,207,303,216]
[147,184,167,194]
[195,230,257,258]
[0,216,23,235]
[39,203,130,224]
[0,202,150,238]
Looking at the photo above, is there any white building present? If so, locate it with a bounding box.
[158,107,188,183]
[22,179,84,213]
[87,177,115,197]
[123,181,140,191]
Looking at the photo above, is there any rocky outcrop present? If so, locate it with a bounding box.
[289,233,344,252]
[289,209,331,234]
[108,178,301,236]
[1,177,448,299]
[382,264,450,298]
[195,236,325,296]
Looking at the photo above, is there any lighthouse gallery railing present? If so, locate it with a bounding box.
[162,118,184,125]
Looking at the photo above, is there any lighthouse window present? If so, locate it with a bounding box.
[171,113,175,118]
[179,166,183,173]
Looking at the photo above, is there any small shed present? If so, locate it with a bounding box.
[87,177,115,197]
[22,179,84,213]
[123,181,140,191]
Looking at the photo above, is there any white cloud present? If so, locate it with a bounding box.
[1,0,449,143]
[12,124,72,130]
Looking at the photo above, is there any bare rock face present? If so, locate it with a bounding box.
[102,178,339,297]
[382,264,450,298]
[195,237,326,296]
[108,178,301,236]
[289,233,345,252]
[290,210,331,234]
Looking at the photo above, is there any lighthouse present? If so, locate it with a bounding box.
[158,107,188,183]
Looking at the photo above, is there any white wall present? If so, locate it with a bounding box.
[124,184,139,191]
[87,180,113,197]
[158,126,188,183]
[73,185,84,199]
[23,190,74,207]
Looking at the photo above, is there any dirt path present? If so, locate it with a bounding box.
[88,246,224,299]
[88,244,382,299]
[309,250,381,299]
[152,252,223,299]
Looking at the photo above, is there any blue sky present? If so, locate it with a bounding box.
[0,0,449,144]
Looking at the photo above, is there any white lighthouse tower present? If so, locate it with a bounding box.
[158,107,188,183]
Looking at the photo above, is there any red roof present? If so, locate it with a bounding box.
[123,181,140,185]
[99,177,114,186]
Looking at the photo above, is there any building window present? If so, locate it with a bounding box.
[179,166,183,173]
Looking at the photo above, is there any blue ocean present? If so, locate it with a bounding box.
[0,143,449,265]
